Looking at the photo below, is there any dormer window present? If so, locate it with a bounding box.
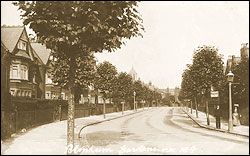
[17,40,27,51]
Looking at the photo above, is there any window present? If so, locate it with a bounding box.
[46,92,51,99]
[21,90,25,97]
[25,91,28,97]
[28,91,31,97]
[17,40,27,50]
[16,90,20,96]
[10,89,15,96]
[46,73,53,84]
[10,65,19,79]
[20,65,28,80]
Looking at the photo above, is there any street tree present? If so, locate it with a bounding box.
[49,53,96,103]
[14,1,144,150]
[95,61,118,117]
[191,45,224,125]
[180,64,200,117]
[145,88,154,107]
[133,80,144,105]
[112,72,133,107]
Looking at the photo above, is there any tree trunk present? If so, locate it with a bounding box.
[67,55,76,154]
[191,100,193,114]
[195,96,198,118]
[206,97,210,126]
[67,88,75,154]
[103,99,106,119]
[95,89,98,104]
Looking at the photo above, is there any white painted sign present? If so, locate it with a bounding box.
[211,91,219,97]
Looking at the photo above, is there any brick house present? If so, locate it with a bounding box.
[1,25,42,98]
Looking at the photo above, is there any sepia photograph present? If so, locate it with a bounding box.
[1,1,249,155]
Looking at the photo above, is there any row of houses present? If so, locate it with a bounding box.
[2,25,160,106]
[1,25,107,105]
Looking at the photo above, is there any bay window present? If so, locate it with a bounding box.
[10,64,28,80]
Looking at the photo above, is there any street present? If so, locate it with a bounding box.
[77,107,249,155]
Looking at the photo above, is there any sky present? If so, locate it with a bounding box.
[1,1,249,89]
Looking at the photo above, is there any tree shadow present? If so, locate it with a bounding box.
[80,130,124,147]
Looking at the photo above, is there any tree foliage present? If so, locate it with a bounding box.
[132,80,145,102]
[112,72,133,103]
[14,1,144,56]
[192,45,224,91]
[180,45,225,102]
[95,61,118,100]
[13,1,144,96]
[233,57,249,107]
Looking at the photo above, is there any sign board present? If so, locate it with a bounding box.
[210,91,219,98]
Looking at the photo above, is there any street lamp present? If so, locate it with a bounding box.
[227,71,234,132]
[121,101,125,115]
[133,91,136,112]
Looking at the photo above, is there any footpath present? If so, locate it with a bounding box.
[1,107,148,155]
[182,107,249,137]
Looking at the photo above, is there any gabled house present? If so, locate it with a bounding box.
[31,42,69,100]
[224,43,249,75]
[1,25,41,98]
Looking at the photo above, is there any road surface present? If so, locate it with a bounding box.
[77,107,249,155]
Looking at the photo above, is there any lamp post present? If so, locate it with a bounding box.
[121,101,125,115]
[227,71,234,132]
[133,91,136,112]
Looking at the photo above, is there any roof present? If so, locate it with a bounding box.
[31,42,52,65]
[129,66,137,75]
[15,50,30,59]
[1,25,24,52]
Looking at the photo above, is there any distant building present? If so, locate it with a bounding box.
[240,43,249,58]
[225,43,249,74]
[166,86,180,102]
[129,66,138,82]
[174,87,180,102]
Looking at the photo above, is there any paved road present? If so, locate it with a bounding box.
[77,107,249,155]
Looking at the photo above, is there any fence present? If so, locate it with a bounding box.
[1,98,137,140]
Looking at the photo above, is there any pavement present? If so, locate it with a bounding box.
[2,106,249,155]
[1,107,147,155]
[182,107,249,137]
